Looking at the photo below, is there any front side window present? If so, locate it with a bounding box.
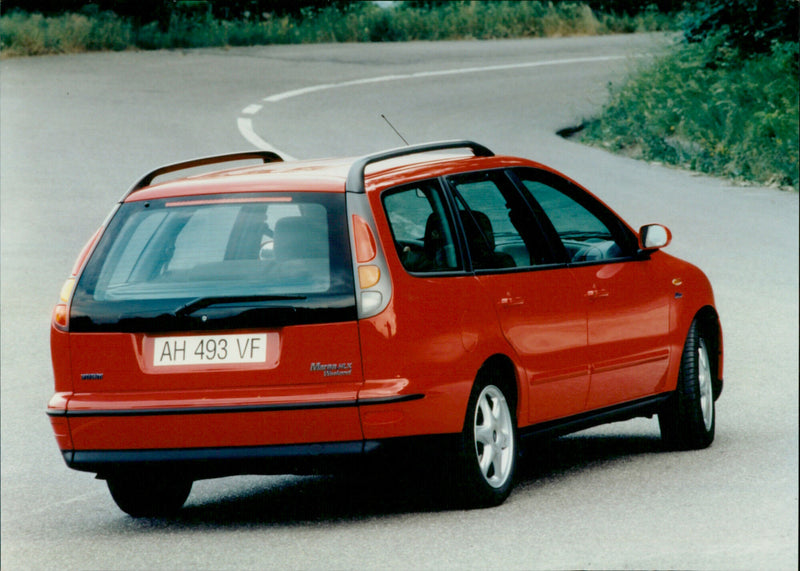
[383,181,462,273]
[71,192,355,331]
[515,169,636,263]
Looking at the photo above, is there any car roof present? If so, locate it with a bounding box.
[124,142,552,203]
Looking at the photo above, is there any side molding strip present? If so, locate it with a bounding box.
[47,394,425,417]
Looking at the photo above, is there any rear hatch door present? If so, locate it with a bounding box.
[65,191,363,449]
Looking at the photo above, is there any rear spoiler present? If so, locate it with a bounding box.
[121,151,283,201]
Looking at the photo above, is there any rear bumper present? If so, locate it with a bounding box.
[60,434,459,479]
[47,391,442,479]
[63,441,374,478]
[47,393,424,452]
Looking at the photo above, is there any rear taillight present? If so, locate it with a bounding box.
[358,265,380,289]
[53,277,75,330]
[353,214,382,289]
[348,205,391,318]
[352,214,377,263]
[53,227,103,331]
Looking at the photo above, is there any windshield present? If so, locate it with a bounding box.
[71,192,355,331]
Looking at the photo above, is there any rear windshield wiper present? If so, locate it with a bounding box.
[175,295,307,317]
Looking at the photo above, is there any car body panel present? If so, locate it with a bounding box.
[660,252,724,388]
[474,268,590,424]
[355,274,508,439]
[575,258,673,409]
[64,406,363,451]
[55,322,365,449]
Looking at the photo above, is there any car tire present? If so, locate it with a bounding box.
[107,472,192,518]
[659,319,716,450]
[454,377,518,508]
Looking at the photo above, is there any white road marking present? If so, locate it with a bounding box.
[242,104,263,115]
[237,117,297,160]
[264,83,338,103]
[238,54,634,157]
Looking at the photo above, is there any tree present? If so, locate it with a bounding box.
[683,0,799,57]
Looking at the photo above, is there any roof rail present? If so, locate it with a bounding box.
[122,150,284,200]
[345,140,494,194]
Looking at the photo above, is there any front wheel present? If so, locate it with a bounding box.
[659,320,716,450]
[106,472,192,518]
[455,381,517,508]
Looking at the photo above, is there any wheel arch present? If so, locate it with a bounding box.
[693,305,723,400]
[474,353,521,421]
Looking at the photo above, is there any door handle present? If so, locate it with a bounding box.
[499,296,525,307]
[584,288,609,299]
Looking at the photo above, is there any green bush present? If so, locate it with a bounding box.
[0,9,132,55]
[581,33,799,189]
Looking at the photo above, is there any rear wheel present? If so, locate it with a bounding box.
[106,472,192,518]
[455,380,517,507]
[659,319,716,450]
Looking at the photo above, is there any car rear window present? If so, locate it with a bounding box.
[71,192,355,331]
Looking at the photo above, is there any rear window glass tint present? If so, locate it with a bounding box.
[82,193,348,303]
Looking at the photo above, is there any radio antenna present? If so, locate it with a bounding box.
[381,114,409,146]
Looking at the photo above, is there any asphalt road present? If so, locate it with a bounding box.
[2,34,797,570]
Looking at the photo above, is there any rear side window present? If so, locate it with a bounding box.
[71,192,355,331]
[383,181,462,273]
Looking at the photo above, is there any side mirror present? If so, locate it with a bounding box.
[639,224,672,250]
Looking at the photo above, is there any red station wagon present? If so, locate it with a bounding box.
[48,141,723,517]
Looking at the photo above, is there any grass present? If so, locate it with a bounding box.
[0,2,675,56]
[579,34,799,190]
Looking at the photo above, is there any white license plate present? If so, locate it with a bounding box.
[152,333,268,367]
